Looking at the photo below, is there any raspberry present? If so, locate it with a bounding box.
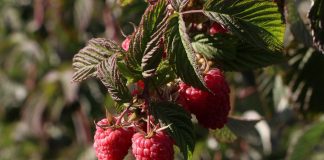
[137,80,145,89]
[178,68,230,129]
[94,118,134,160]
[132,132,174,160]
[209,22,228,35]
[131,80,145,96]
[177,83,189,111]
[122,37,131,51]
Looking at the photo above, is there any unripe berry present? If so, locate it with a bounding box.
[122,37,131,51]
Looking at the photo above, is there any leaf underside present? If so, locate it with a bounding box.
[72,38,123,82]
[126,0,168,78]
[97,54,131,103]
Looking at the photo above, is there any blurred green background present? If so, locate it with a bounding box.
[1,0,324,160]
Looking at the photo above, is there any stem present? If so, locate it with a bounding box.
[142,79,152,134]
[152,81,164,100]
[180,9,204,15]
[116,103,132,125]
[147,114,151,134]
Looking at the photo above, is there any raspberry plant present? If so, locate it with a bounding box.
[72,0,285,159]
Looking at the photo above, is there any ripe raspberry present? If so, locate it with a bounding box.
[209,22,228,35]
[94,118,134,160]
[132,132,174,160]
[178,68,230,129]
[122,37,131,51]
[177,82,192,112]
[137,80,145,89]
[131,80,145,96]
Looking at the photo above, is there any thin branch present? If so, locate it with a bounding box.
[152,80,164,100]
[142,79,152,134]
[116,102,133,125]
[180,9,204,15]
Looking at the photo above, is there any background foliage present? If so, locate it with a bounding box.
[0,0,324,160]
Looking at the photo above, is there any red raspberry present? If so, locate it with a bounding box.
[132,132,174,160]
[122,37,131,51]
[209,22,228,35]
[177,83,191,111]
[137,80,145,89]
[178,69,230,129]
[131,80,145,96]
[94,118,134,160]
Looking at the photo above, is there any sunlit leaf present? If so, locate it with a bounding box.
[204,0,284,52]
[211,125,237,143]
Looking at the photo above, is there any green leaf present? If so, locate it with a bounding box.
[191,33,286,71]
[288,122,324,160]
[309,0,324,53]
[222,40,286,71]
[126,0,168,78]
[153,60,177,87]
[211,125,237,143]
[166,14,208,91]
[97,54,132,103]
[118,0,135,6]
[117,61,142,84]
[150,102,195,160]
[203,0,284,52]
[72,38,123,82]
[191,33,238,60]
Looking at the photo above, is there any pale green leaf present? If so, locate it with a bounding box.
[211,125,237,143]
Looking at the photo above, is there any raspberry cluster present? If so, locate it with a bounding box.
[178,69,231,129]
[94,118,174,160]
[93,21,231,160]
